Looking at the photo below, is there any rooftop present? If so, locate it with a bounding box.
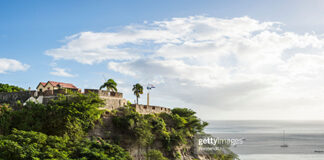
[39,81,78,89]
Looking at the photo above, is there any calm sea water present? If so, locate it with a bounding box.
[204,120,324,160]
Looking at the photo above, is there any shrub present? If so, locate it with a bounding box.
[0,129,131,160]
[0,83,25,93]
[3,92,105,139]
[145,149,168,160]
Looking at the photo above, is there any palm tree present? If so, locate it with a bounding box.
[132,83,143,104]
[99,79,117,92]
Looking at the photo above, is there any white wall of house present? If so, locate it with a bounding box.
[37,84,46,92]
[37,83,59,92]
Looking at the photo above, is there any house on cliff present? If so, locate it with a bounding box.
[36,81,79,92]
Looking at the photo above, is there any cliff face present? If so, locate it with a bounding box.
[88,111,214,160]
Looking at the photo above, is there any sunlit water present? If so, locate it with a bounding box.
[205,120,324,160]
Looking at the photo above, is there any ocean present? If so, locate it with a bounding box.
[204,120,324,160]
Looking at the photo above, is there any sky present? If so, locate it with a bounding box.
[2,0,324,120]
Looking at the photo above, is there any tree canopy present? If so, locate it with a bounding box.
[145,150,168,160]
[0,83,25,92]
[0,92,104,139]
[99,79,117,92]
[0,129,131,160]
[132,83,143,104]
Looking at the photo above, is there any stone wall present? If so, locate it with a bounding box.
[131,104,171,114]
[84,89,123,98]
[0,91,36,104]
[0,89,76,105]
[41,96,59,104]
[100,96,127,110]
[38,89,68,96]
[109,92,123,98]
[84,89,100,94]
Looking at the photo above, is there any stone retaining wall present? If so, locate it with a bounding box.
[0,91,36,104]
[100,96,127,110]
[131,104,171,114]
[84,89,123,98]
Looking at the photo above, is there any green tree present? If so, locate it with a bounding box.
[0,129,70,159]
[0,105,11,135]
[132,83,143,104]
[71,138,132,160]
[145,150,168,160]
[0,129,131,160]
[112,106,154,147]
[0,83,25,92]
[213,150,237,160]
[99,79,118,92]
[7,92,104,139]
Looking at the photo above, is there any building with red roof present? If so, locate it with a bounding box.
[36,81,78,92]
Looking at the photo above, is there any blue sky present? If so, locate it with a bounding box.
[2,0,324,120]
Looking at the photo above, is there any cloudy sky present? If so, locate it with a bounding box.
[2,0,324,120]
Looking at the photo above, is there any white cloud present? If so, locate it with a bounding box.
[0,58,30,74]
[45,32,139,65]
[50,67,76,77]
[47,16,324,120]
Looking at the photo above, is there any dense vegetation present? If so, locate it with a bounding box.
[0,92,131,160]
[0,129,131,160]
[0,92,104,138]
[0,83,25,92]
[145,150,168,160]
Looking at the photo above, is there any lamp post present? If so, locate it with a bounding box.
[146,84,155,107]
[147,91,150,107]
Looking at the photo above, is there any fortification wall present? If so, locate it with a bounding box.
[0,91,36,104]
[0,89,74,105]
[100,96,127,110]
[93,98,171,115]
[84,89,123,98]
[38,89,68,96]
[131,104,171,114]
